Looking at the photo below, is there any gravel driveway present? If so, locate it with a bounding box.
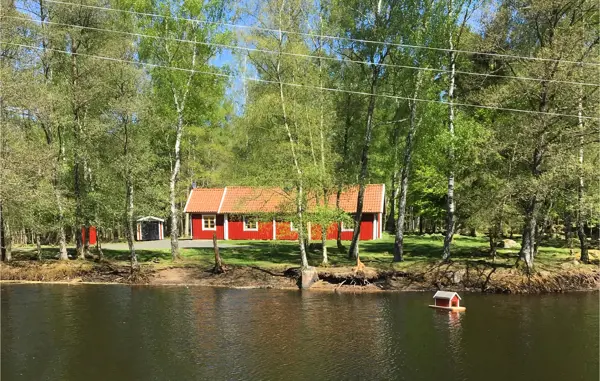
[102,239,243,251]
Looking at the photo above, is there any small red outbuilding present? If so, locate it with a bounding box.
[81,226,97,245]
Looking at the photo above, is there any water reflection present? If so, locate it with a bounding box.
[1,286,598,381]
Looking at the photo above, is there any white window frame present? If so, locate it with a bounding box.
[290,222,298,231]
[341,219,356,232]
[202,214,217,231]
[243,216,259,231]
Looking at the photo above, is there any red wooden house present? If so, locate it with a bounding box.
[183,184,385,241]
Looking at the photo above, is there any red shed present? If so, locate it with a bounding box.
[81,226,97,245]
[184,184,385,241]
[429,291,466,312]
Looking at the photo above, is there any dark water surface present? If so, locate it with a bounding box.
[1,285,598,381]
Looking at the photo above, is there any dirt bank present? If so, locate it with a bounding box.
[1,260,598,293]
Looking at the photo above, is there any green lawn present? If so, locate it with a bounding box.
[13,233,590,272]
[14,234,598,271]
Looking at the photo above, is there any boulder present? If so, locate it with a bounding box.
[300,267,319,289]
[500,239,520,249]
[452,269,466,284]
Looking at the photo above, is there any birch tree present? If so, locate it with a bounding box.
[137,0,229,260]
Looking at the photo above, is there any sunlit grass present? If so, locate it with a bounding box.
[9,233,596,272]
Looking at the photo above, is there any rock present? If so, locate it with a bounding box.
[452,269,466,284]
[300,267,319,289]
[500,239,520,249]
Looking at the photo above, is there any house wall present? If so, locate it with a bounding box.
[435,298,450,307]
[451,295,459,306]
[275,221,298,240]
[228,218,273,240]
[191,214,224,239]
[190,213,379,241]
[322,214,374,241]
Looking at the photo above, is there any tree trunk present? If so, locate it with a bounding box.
[442,3,457,261]
[335,93,353,253]
[275,8,309,268]
[519,196,537,269]
[169,114,183,261]
[212,232,225,273]
[335,187,345,252]
[349,67,380,259]
[55,186,69,260]
[387,111,401,233]
[167,35,197,261]
[96,230,104,261]
[321,224,328,265]
[184,189,190,237]
[36,234,42,261]
[4,222,11,262]
[126,182,138,270]
[84,225,91,258]
[393,71,422,262]
[564,212,572,245]
[296,187,309,268]
[488,228,497,260]
[0,201,4,261]
[577,93,588,263]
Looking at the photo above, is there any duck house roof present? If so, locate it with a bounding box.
[433,291,461,300]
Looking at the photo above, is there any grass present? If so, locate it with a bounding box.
[9,233,597,273]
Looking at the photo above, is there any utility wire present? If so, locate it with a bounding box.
[8,15,600,88]
[43,0,600,68]
[3,41,599,121]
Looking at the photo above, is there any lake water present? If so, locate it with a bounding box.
[1,285,598,381]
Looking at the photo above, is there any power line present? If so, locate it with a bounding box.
[9,15,600,88]
[3,41,599,121]
[44,0,600,68]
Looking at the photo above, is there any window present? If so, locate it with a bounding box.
[290,222,297,231]
[341,219,356,232]
[203,215,216,231]
[243,216,258,231]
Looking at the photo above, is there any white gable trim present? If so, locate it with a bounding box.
[217,187,228,214]
[380,183,386,214]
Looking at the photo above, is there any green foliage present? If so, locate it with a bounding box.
[1,0,598,269]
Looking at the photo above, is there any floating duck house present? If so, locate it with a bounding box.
[429,291,466,312]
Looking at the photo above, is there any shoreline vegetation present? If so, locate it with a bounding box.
[2,235,598,293]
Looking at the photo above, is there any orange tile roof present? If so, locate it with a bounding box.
[326,184,385,213]
[184,188,225,213]
[184,184,385,214]
[219,187,293,213]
